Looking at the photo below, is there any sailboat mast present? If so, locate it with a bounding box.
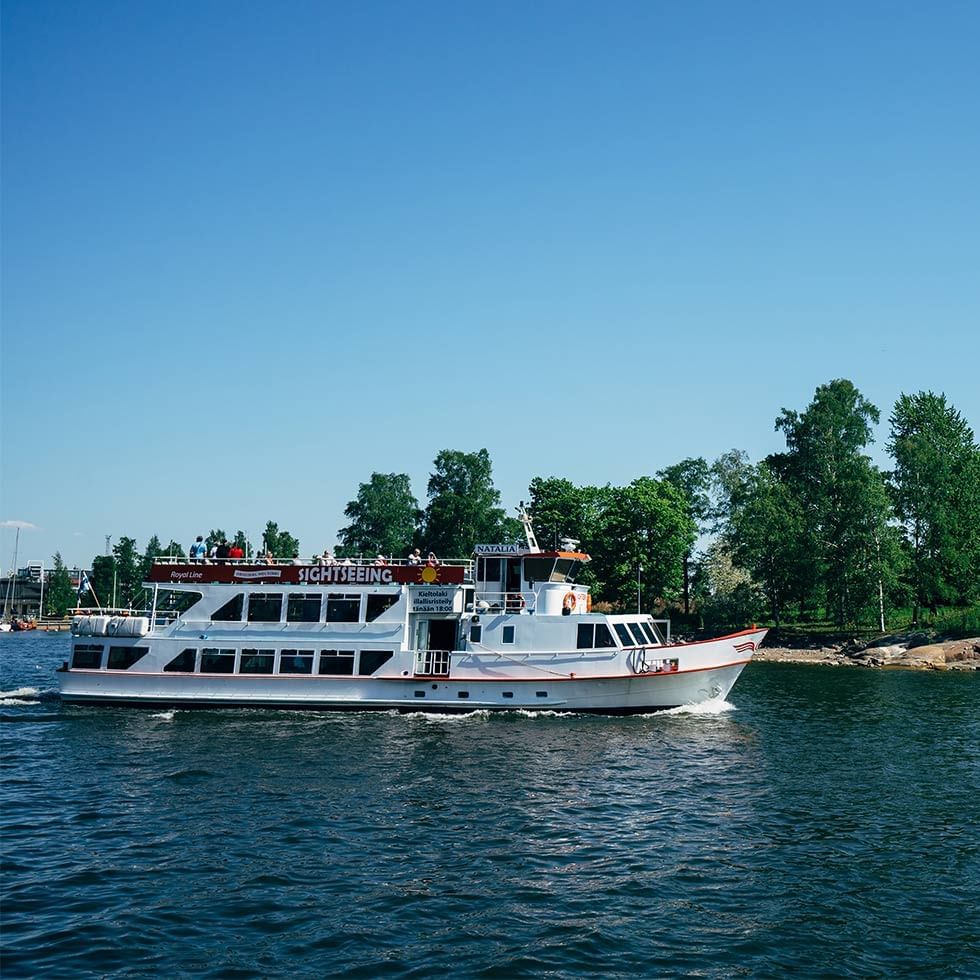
[2,527,20,620]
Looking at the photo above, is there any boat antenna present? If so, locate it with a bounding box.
[516,502,541,554]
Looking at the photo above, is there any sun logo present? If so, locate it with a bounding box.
[420,566,440,583]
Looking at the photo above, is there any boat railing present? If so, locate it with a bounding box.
[413,649,452,678]
[473,590,535,614]
[151,556,474,575]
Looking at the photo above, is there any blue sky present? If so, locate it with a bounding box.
[2,0,978,569]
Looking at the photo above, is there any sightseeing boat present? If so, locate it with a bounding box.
[58,519,765,714]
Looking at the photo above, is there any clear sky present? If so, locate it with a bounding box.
[2,0,979,570]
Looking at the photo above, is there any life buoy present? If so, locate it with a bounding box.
[563,592,577,612]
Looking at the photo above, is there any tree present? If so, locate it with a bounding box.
[338,473,421,558]
[658,457,711,614]
[262,521,300,559]
[888,391,980,616]
[526,478,614,597]
[590,477,695,609]
[723,461,808,626]
[421,449,519,556]
[775,379,901,627]
[140,535,165,583]
[89,555,115,608]
[112,536,141,608]
[694,542,765,630]
[45,553,76,618]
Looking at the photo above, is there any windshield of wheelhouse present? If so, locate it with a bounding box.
[522,558,582,584]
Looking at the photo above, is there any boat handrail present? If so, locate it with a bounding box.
[151,556,473,570]
[473,590,535,613]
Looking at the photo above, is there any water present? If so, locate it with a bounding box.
[2,633,978,978]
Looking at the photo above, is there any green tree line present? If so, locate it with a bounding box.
[58,380,979,629]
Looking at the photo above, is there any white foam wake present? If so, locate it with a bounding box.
[150,710,176,722]
[660,697,735,716]
[0,687,41,705]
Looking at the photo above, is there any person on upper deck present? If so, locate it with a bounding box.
[426,552,440,567]
[216,539,231,562]
[374,554,388,566]
[190,536,206,560]
[408,548,422,565]
[320,549,336,565]
[228,542,244,560]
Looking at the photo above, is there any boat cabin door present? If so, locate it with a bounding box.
[415,618,457,652]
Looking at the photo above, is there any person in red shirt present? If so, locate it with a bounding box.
[228,542,244,560]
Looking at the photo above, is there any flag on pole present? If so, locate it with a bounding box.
[78,573,91,599]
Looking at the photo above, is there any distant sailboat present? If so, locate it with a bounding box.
[1,527,35,632]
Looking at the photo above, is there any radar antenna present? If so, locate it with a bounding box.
[516,502,541,554]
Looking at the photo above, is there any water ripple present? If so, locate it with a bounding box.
[2,635,978,977]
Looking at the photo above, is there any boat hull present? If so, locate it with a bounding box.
[58,646,756,715]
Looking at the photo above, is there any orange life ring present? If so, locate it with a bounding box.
[562,592,577,612]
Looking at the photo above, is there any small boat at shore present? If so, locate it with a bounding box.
[58,514,765,714]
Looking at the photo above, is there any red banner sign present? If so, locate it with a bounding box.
[148,563,466,586]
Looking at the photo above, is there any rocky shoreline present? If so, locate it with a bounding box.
[755,634,980,670]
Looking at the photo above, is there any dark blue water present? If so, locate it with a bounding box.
[2,634,978,978]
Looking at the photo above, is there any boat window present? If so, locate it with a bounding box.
[326,594,360,622]
[201,648,236,673]
[358,650,394,675]
[319,650,355,675]
[552,559,576,583]
[212,594,244,622]
[639,622,658,644]
[165,648,197,673]
[577,624,594,648]
[248,593,283,623]
[613,623,633,646]
[502,625,515,644]
[279,649,314,674]
[469,624,482,643]
[523,557,554,584]
[477,557,501,582]
[595,623,615,647]
[155,589,203,616]
[366,594,399,621]
[71,644,104,669]
[626,623,646,645]
[240,649,275,674]
[286,593,321,623]
[107,646,149,670]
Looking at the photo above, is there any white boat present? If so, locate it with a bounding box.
[58,517,765,714]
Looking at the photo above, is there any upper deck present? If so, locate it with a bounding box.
[147,556,471,587]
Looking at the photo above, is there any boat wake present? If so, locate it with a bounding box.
[0,687,42,705]
[660,697,735,717]
[150,710,177,722]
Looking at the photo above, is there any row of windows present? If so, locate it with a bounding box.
[168,647,394,676]
[210,592,399,624]
[468,624,515,645]
[613,621,661,647]
[577,621,660,649]
[72,644,148,670]
[71,644,394,676]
